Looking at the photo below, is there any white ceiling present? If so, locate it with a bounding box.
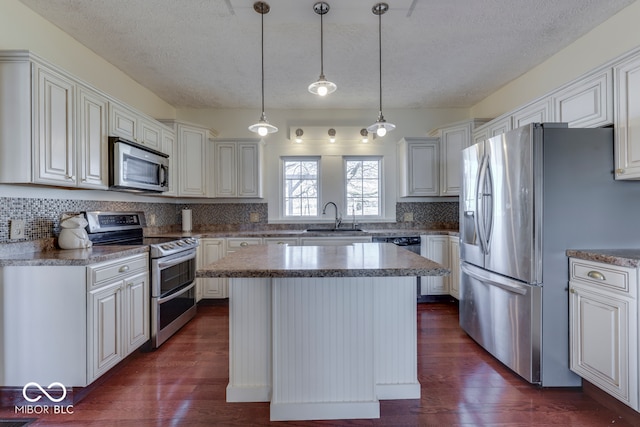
[19,0,635,110]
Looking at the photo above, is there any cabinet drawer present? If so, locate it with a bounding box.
[570,259,636,296]
[226,238,262,249]
[88,254,148,288]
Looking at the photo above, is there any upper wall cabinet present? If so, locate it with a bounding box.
[553,70,613,128]
[472,116,512,145]
[0,51,109,189]
[397,137,439,197]
[160,126,177,197]
[431,119,489,196]
[212,139,264,198]
[109,102,162,150]
[614,54,640,180]
[512,98,553,128]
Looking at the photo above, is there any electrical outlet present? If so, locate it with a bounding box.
[403,212,414,222]
[249,212,260,223]
[10,219,26,240]
[148,213,156,226]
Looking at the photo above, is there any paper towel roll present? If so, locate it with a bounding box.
[182,209,192,232]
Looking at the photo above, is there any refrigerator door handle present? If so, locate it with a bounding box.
[484,161,494,251]
[476,155,489,255]
[461,263,528,296]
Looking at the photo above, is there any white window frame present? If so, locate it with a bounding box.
[280,156,322,219]
[343,156,384,220]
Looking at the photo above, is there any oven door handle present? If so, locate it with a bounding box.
[156,250,197,270]
[157,281,196,304]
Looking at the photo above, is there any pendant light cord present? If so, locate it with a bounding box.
[378,9,382,116]
[320,8,324,76]
[260,7,265,115]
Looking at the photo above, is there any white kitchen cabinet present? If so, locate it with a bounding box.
[212,139,264,198]
[420,235,450,295]
[179,122,211,197]
[614,55,640,180]
[448,235,460,300]
[512,98,553,128]
[197,238,227,300]
[226,238,263,253]
[397,137,439,197]
[87,253,150,383]
[432,119,489,196]
[160,126,177,196]
[109,101,162,150]
[77,84,109,189]
[569,258,638,411]
[263,237,300,245]
[553,69,613,128]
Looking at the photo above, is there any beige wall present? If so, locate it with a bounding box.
[471,1,640,118]
[1,0,175,119]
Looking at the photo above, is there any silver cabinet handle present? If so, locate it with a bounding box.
[240,242,249,247]
[119,265,130,273]
[587,270,605,281]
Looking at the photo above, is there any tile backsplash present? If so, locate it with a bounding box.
[0,197,459,244]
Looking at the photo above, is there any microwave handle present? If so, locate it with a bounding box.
[160,164,169,187]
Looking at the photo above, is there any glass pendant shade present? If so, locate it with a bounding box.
[368,3,394,137]
[308,2,336,96]
[249,2,278,136]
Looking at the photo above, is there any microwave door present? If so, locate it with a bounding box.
[460,140,485,268]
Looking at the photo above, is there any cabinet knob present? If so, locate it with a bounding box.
[587,270,605,281]
[615,168,624,175]
[119,265,130,273]
[570,288,576,294]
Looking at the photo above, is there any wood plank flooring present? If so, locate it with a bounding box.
[2,301,640,426]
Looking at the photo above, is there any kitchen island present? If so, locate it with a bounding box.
[197,242,448,421]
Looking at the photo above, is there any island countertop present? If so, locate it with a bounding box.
[197,242,449,278]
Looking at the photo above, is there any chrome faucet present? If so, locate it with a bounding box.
[322,202,342,229]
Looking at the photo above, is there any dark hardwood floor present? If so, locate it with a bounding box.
[2,301,640,426]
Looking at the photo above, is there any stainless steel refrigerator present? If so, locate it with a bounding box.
[459,122,640,386]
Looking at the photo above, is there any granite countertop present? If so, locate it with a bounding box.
[156,228,459,239]
[197,242,450,278]
[567,249,640,268]
[0,245,149,267]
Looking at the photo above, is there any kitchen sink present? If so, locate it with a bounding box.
[304,228,364,232]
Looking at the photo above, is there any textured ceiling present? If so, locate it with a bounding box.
[19,0,635,110]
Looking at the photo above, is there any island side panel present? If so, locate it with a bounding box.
[226,277,272,402]
[374,277,421,399]
[270,277,379,421]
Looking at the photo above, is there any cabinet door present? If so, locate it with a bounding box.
[512,98,553,128]
[123,271,150,354]
[421,235,449,295]
[487,116,512,137]
[139,117,162,150]
[161,128,177,196]
[198,239,228,299]
[77,85,108,189]
[554,70,613,128]
[614,56,640,180]
[33,64,76,185]
[569,282,637,409]
[299,236,371,246]
[178,125,208,196]
[238,142,262,197]
[398,138,439,197]
[88,281,123,382]
[109,102,137,141]
[440,125,470,196]
[214,142,237,197]
[448,236,460,300]
[263,237,299,246]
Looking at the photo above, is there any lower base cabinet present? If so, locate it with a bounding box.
[197,238,227,300]
[569,258,639,411]
[420,234,460,298]
[0,253,149,387]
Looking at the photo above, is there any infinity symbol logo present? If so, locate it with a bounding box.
[22,382,67,403]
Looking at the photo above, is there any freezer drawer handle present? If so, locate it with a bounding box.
[586,270,606,281]
[461,263,528,296]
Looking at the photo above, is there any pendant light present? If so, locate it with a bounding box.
[308,2,337,97]
[367,2,395,138]
[249,2,278,136]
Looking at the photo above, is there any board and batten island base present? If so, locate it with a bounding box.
[197,242,449,421]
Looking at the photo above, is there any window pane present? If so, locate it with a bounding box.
[345,158,381,217]
[284,159,319,217]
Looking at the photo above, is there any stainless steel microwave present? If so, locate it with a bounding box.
[109,137,169,193]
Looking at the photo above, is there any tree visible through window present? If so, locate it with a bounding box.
[283,158,319,217]
[345,158,381,217]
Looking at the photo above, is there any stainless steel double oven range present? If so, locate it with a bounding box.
[85,211,198,349]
